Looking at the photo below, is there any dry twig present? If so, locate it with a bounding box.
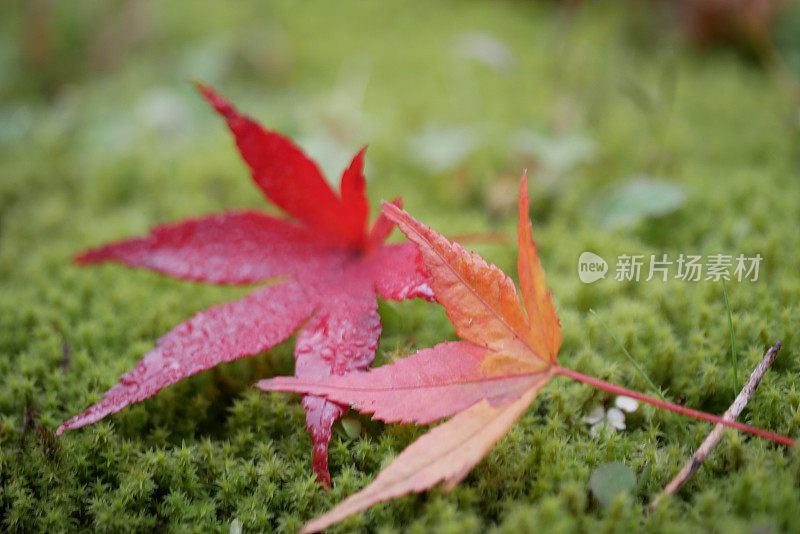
[647,340,783,512]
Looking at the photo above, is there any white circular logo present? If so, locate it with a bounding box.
[578,252,608,283]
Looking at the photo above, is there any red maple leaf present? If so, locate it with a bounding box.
[56,83,433,488]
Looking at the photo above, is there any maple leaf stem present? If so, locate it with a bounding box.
[554,365,795,447]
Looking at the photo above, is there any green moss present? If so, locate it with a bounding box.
[3,0,800,531]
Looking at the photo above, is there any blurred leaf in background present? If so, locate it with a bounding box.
[596,176,686,229]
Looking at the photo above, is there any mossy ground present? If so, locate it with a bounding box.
[3,1,800,532]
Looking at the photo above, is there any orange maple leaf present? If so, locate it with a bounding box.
[259,174,793,532]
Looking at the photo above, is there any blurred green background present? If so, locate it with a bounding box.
[4,1,800,532]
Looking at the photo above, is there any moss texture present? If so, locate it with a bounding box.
[3,1,800,532]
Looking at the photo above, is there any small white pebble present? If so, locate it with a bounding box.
[583,405,606,425]
[614,396,639,413]
[606,408,626,431]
